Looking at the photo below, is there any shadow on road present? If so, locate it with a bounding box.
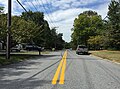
[0,78,52,89]
[0,59,60,89]
[0,53,60,57]
[77,53,91,55]
[0,52,61,89]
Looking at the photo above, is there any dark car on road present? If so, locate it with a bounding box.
[25,45,41,51]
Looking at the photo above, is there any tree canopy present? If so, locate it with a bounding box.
[0,9,65,50]
[71,10,103,49]
[107,0,120,49]
[71,0,120,50]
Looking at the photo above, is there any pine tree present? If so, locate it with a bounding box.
[107,0,120,50]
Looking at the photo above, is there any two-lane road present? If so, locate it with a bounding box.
[0,50,120,89]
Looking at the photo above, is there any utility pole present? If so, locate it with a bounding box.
[6,0,11,59]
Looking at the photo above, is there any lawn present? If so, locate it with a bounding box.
[0,55,30,66]
[0,51,50,66]
[90,50,120,63]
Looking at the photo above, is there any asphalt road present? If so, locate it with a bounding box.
[0,50,120,89]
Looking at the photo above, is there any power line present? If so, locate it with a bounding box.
[16,0,32,19]
[26,0,55,27]
[45,0,58,27]
[16,0,28,12]
[28,0,38,11]
[24,0,35,11]
[34,0,54,27]
[17,0,56,27]
[34,0,42,12]
[103,16,108,20]
[41,0,56,27]
[38,0,56,27]
[16,0,48,43]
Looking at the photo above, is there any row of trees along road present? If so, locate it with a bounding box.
[71,0,120,50]
[0,9,65,50]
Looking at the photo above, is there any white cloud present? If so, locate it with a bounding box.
[95,2,109,19]
[0,0,8,13]
[45,8,91,42]
[0,0,24,15]
[72,0,97,6]
[45,2,110,42]
[51,0,98,8]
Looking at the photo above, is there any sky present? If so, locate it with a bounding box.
[0,0,111,42]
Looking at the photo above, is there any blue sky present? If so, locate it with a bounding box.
[0,0,111,42]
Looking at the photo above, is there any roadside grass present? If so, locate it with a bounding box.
[41,51,50,54]
[90,50,120,63]
[0,56,30,66]
[12,51,50,55]
[0,51,50,66]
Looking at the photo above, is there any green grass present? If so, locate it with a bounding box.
[0,51,50,66]
[0,56,30,66]
[13,51,50,55]
[90,50,120,63]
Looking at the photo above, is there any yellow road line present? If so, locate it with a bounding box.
[52,55,64,84]
[59,51,67,84]
[52,50,67,85]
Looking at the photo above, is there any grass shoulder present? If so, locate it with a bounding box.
[0,51,50,66]
[90,50,120,63]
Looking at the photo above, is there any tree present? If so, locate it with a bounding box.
[0,9,65,50]
[21,11,65,49]
[21,11,44,26]
[55,33,65,50]
[21,11,50,47]
[37,20,52,47]
[11,16,39,45]
[0,14,7,38]
[64,42,71,49]
[88,35,104,50]
[107,0,120,50]
[0,7,7,49]
[0,7,4,14]
[71,10,103,49]
[0,13,7,48]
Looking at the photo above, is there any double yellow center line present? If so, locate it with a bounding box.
[52,50,67,85]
